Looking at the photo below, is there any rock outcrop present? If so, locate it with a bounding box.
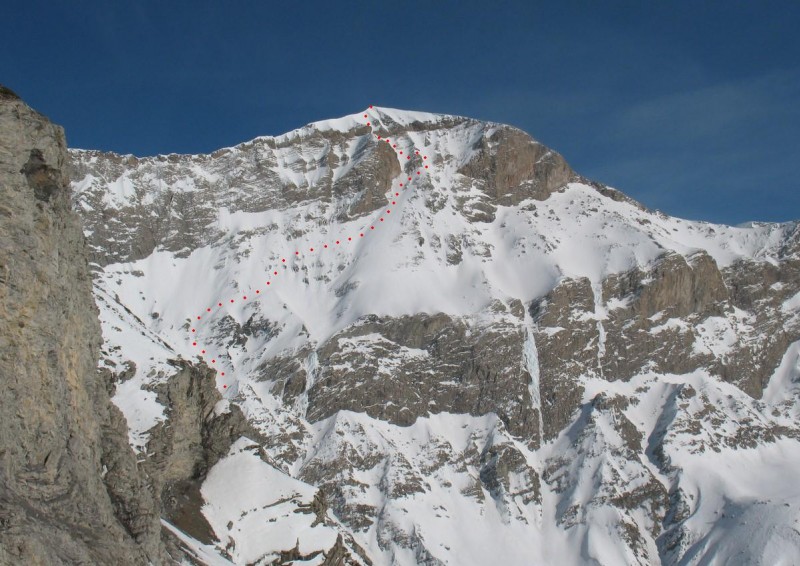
[531,246,800,440]
[267,304,541,442]
[142,360,253,544]
[0,86,163,563]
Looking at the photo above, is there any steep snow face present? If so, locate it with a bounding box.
[71,107,800,565]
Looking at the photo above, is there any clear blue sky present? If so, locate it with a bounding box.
[2,1,798,225]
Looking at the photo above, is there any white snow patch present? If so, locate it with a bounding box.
[202,438,340,564]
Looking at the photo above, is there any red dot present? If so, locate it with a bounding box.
[407,156,411,160]
[386,139,390,143]
[336,240,340,244]
[400,183,403,187]
[201,349,206,354]
[395,192,399,196]
[197,316,201,320]
[417,171,421,175]
[211,359,216,363]
[191,329,196,333]
[273,271,278,275]
[310,247,314,252]
[364,114,368,118]
[218,302,222,306]
[380,218,384,222]
[371,226,375,230]
[243,296,247,300]
[256,290,260,294]
[425,165,428,169]
[295,251,299,255]
[348,237,352,241]
[192,342,197,346]
[324,244,328,248]
[360,233,364,237]
[267,282,271,285]
[223,384,227,389]
[392,144,396,148]
[399,151,403,154]
[230,299,234,303]
[206,308,211,312]
[408,177,411,180]
[378,136,381,139]
[392,201,396,204]
[282,258,286,263]
[221,372,225,376]
[415,151,419,155]
[386,210,391,213]
[424,156,428,160]
[367,122,370,126]
[369,105,373,108]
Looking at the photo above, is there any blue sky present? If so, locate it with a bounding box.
[2,1,798,224]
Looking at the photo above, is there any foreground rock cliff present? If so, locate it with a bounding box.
[0,86,164,563]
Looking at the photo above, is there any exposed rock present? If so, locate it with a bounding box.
[0,87,163,563]
[271,533,367,566]
[530,277,596,439]
[531,247,800,441]
[69,111,573,265]
[722,255,800,396]
[610,251,729,321]
[69,124,401,266]
[458,125,572,205]
[0,85,21,101]
[143,360,255,543]
[479,441,540,506]
[287,308,540,442]
[21,148,65,203]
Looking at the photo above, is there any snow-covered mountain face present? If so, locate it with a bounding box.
[70,107,800,565]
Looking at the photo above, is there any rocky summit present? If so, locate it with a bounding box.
[2,89,800,565]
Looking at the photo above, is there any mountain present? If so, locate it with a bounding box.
[4,91,800,564]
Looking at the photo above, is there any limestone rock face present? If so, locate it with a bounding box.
[142,360,253,543]
[532,247,800,441]
[458,125,572,205]
[0,87,163,564]
[530,277,596,439]
[269,305,540,442]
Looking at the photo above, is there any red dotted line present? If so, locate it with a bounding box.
[187,106,433,390]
